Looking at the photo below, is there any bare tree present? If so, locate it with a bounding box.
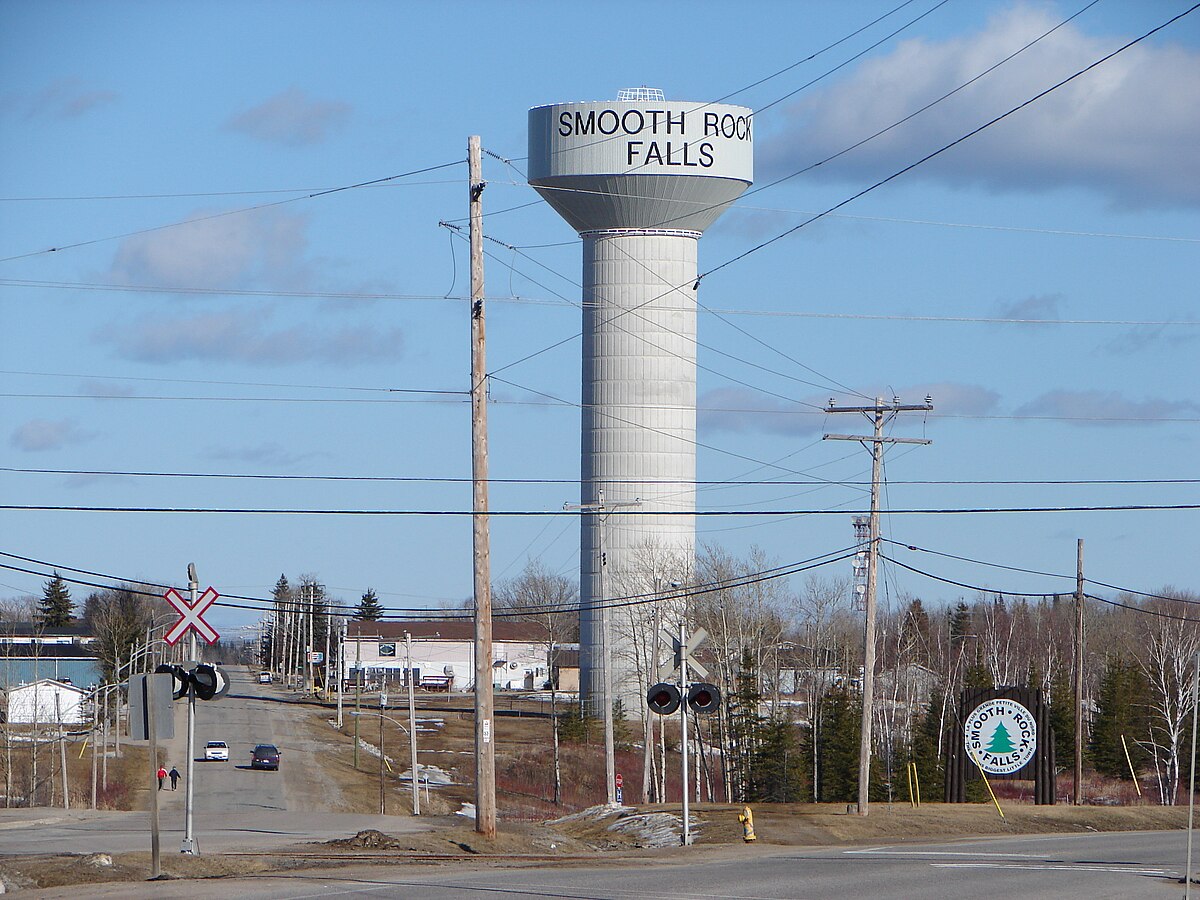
[1131,591,1200,804]
[493,559,578,805]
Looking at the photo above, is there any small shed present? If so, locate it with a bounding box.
[6,679,89,725]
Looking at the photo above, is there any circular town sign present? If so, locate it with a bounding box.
[964,697,1037,775]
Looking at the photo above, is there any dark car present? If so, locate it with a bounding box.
[250,744,281,770]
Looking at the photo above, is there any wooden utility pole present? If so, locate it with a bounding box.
[1074,538,1084,805]
[469,134,496,839]
[824,395,933,817]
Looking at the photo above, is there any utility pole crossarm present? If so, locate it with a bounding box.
[823,434,931,445]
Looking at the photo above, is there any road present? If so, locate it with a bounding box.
[15,829,1198,899]
[0,667,426,854]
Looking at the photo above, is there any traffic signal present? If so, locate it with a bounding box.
[647,682,681,715]
[687,682,721,714]
[155,664,190,700]
[191,664,219,701]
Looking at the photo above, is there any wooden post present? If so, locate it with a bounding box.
[469,134,496,839]
[1074,538,1084,805]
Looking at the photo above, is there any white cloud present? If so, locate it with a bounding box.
[1015,389,1200,425]
[107,207,315,291]
[203,442,327,467]
[700,387,824,437]
[24,78,117,119]
[98,308,404,366]
[993,293,1062,321]
[699,382,996,436]
[225,87,351,147]
[759,6,1200,207]
[10,419,94,452]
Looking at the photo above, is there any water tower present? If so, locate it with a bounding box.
[528,88,753,711]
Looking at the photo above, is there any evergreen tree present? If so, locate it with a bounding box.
[1047,666,1075,767]
[38,573,74,627]
[355,588,385,621]
[910,689,948,800]
[749,719,809,801]
[728,648,764,801]
[816,687,860,802]
[1089,655,1151,778]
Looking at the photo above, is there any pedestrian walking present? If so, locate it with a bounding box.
[169,766,180,790]
[156,765,167,790]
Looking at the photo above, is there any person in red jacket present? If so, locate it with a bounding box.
[156,765,167,790]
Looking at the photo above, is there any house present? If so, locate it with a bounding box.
[5,679,90,725]
[343,620,551,691]
[549,646,580,693]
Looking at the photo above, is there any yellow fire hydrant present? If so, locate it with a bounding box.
[738,805,756,842]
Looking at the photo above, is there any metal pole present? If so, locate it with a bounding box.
[146,675,161,878]
[379,695,386,816]
[56,695,69,810]
[1186,649,1199,899]
[354,633,362,769]
[181,566,198,855]
[91,713,98,809]
[336,621,344,728]
[469,133,496,839]
[306,584,315,697]
[324,607,332,701]
[407,632,420,815]
[599,500,617,807]
[680,619,691,846]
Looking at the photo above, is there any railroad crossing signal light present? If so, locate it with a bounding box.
[190,663,219,701]
[647,682,681,715]
[155,664,190,700]
[687,682,721,714]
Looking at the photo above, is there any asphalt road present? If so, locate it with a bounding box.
[0,667,426,855]
[11,829,1197,899]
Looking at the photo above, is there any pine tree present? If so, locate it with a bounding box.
[355,588,385,621]
[910,689,948,800]
[38,573,74,627]
[1089,655,1150,777]
[728,648,764,801]
[749,720,809,801]
[816,687,860,802]
[1047,666,1075,767]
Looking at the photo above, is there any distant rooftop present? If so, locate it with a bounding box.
[617,86,665,102]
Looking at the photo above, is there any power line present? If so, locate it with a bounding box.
[4,503,1198,516]
[741,0,1103,199]
[698,3,1200,284]
[7,277,1194,325]
[0,160,464,264]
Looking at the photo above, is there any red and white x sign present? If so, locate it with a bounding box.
[164,587,221,646]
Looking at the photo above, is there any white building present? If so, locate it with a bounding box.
[343,621,551,691]
[5,679,89,725]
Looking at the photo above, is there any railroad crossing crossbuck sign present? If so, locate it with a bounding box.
[163,586,221,646]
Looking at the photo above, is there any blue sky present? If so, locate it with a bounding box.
[1,1,1197,633]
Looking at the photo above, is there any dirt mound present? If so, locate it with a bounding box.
[329,829,405,849]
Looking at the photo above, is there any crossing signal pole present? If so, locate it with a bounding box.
[825,395,932,817]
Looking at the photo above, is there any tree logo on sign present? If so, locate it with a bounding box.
[965,697,1037,775]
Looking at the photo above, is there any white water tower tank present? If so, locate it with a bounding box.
[528,90,753,711]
